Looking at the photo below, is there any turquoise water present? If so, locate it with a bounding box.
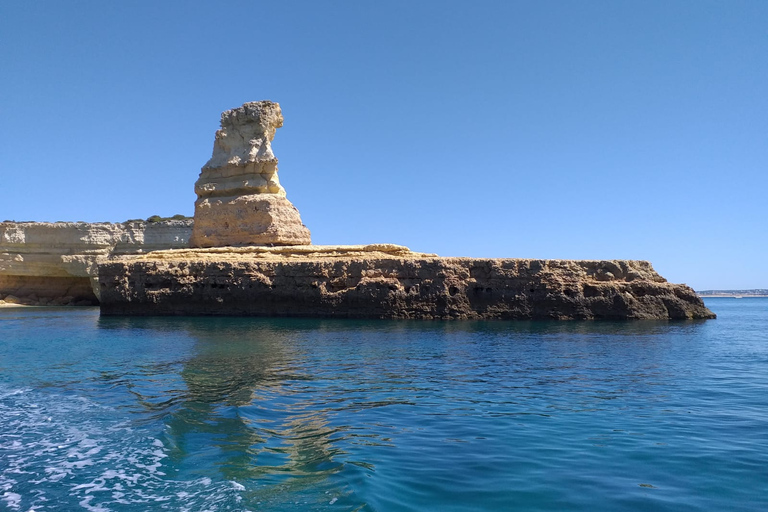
[1,299,766,511]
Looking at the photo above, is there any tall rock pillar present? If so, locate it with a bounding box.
[189,101,311,248]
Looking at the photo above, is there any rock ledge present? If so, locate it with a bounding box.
[99,249,715,320]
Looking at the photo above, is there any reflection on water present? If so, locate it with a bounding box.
[164,321,347,488]
[1,302,766,511]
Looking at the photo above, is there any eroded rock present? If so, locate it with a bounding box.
[190,101,311,248]
[98,251,715,320]
[0,220,192,303]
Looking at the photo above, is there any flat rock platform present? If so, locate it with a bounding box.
[97,245,715,320]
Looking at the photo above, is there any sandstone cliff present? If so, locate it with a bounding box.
[0,220,192,306]
[98,246,715,320]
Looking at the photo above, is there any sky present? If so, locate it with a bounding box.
[1,1,766,290]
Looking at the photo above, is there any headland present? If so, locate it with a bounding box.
[2,101,715,320]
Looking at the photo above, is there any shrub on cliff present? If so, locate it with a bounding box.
[145,214,191,223]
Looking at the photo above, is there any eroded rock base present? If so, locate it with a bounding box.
[190,195,311,248]
[98,250,715,320]
[0,275,98,306]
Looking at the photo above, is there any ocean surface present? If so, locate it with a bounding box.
[1,298,766,511]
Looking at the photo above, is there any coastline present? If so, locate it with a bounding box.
[0,303,85,308]
[700,294,768,298]
[99,253,716,320]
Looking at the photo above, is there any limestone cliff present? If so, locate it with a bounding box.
[98,246,715,320]
[190,101,311,248]
[0,220,192,306]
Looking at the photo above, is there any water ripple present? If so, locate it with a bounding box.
[0,302,767,510]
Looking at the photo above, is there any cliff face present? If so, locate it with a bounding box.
[98,247,715,320]
[0,221,192,306]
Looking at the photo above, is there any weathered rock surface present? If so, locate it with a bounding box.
[190,101,311,247]
[98,248,715,320]
[191,194,310,248]
[0,220,192,305]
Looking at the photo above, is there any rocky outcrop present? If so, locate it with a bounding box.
[0,220,192,305]
[98,247,715,320]
[2,101,716,322]
[190,101,311,248]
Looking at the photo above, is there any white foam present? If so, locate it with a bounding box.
[1,386,260,511]
[44,467,70,482]
[0,388,28,399]
[2,491,22,510]
[71,483,97,491]
[79,438,99,449]
[67,459,95,469]
[78,495,109,512]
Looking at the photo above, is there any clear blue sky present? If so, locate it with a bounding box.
[1,1,766,290]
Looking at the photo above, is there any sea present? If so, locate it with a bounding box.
[0,298,766,511]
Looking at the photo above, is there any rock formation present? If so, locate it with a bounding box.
[98,247,715,320]
[2,100,716,321]
[0,220,192,306]
[189,101,311,248]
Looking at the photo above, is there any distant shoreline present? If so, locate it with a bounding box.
[697,289,768,298]
[699,294,768,298]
